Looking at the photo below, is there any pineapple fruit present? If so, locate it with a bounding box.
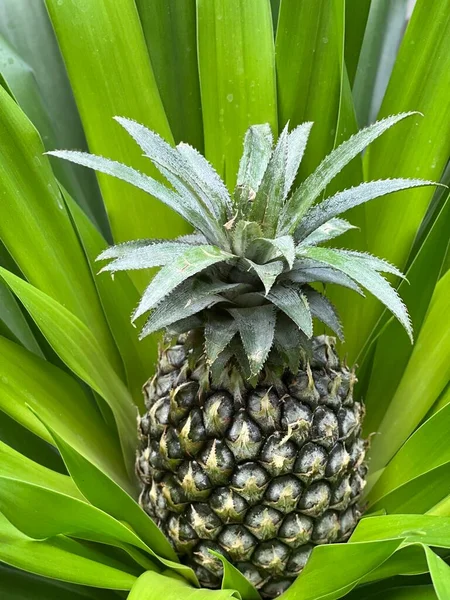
[52,112,435,597]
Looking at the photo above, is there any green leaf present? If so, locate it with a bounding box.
[236,124,273,215]
[351,515,450,548]
[197,0,277,190]
[298,246,412,340]
[295,178,437,241]
[276,0,345,183]
[284,122,314,198]
[344,0,371,86]
[36,418,200,582]
[363,194,450,434]
[360,544,429,585]
[303,288,343,340]
[177,143,233,220]
[353,0,409,126]
[141,281,239,337]
[0,87,122,374]
[250,124,288,234]
[370,270,450,472]
[135,0,203,150]
[44,0,188,252]
[288,260,363,295]
[205,316,238,366]
[211,551,260,600]
[115,117,222,222]
[0,267,137,480]
[128,570,239,600]
[425,546,450,600]
[246,236,295,268]
[133,246,235,321]
[286,539,401,599]
[274,312,303,373]
[299,218,357,247]
[0,440,81,498]
[98,241,195,273]
[0,565,115,600]
[367,401,450,508]
[0,336,127,490]
[48,150,212,241]
[267,285,313,337]
[369,463,450,515]
[64,193,154,408]
[229,306,276,376]
[278,112,416,235]
[0,513,137,590]
[0,410,64,473]
[349,0,450,358]
[0,282,43,356]
[245,259,284,295]
[0,1,107,234]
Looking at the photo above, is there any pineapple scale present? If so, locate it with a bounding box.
[137,335,367,599]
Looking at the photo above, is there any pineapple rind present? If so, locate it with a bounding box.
[137,335,366,598]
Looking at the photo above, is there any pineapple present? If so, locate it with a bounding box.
[51,112,435,598]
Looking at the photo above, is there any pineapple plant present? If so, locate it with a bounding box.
[0,1,449,599]
[51,114,435,597]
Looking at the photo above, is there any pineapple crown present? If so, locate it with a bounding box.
[50,112,437,381]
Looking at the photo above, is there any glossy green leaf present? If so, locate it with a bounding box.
[354,585,437,599]
[363,194,450,434]
[0,410,64,473]
[344,0,372,86]
[211,552,260,600]
[44,0,189,256]
[286,539,401,599]
[128,570,239,600]
[40,419,198,585]
[367,402,450,507]
[353,0,409,126]
[276,0,345,180]
[0,513,137,590]
[425,546,450,600]
[64,192,153,408]
[136,0,203,149]
[41,418,177,563]
[0,335,127,490]
[0,440,80,498]
[360,544,429,585]
[0,267,137,478]
[0,86,122,373]
[197,0,277,190]
[370,463,450,515]
[347,0,450,358]
[352,515,450,548]
[0,0,106,234]
[370,270,450,472]
[0,282,43,356]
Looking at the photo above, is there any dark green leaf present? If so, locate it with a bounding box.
[267,285,313,337]
[229,306,276,376]
[133,246,235,321]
